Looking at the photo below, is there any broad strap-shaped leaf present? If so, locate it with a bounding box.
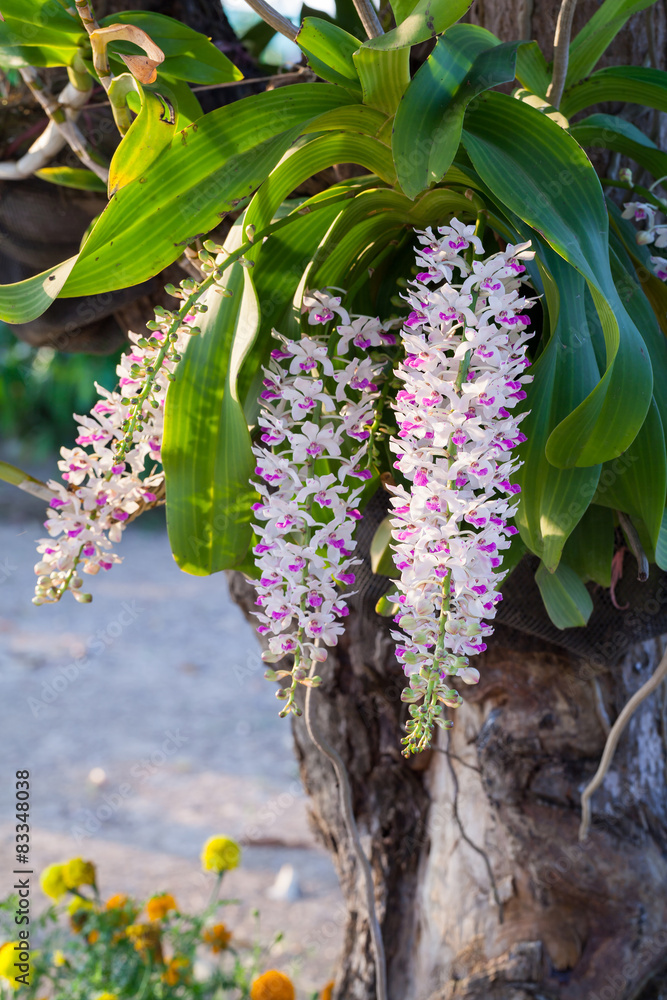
[569,113,667,181]
[515,40,550,98]
[163,220,258,575]
[561,66,667,118]
[0,256,78,324]
[108,75,177,195]
[389,0,419,22]
[353,47,410,116]
[561,505,614,587]
[514,251,602,570]
[392,25,516,199]
[565,0,657,88]
[535,561,594,629]
[592,399,666,550]
[34,167,107,193]
[46,85,356,299]
[462,91,653,468]
[99,10,243,84]
[297,17,362,94]
[362,0,472,50]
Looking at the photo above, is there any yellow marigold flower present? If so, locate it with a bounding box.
[53,949,67,968]
[320,982,334,1000]
[200,835,241,873]
[250,970,295,1000]
[161,956,190,986]
[95,994,118,1000]
[63,857,96,890]
[105,893,128,910]
[145,892,177,921]
[0,941,25,989]
[39,863,67,901]
[202,922,232,953]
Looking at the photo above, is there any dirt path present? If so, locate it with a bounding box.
[0,486,342,995]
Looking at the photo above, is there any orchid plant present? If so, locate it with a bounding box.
[2,0,667,753]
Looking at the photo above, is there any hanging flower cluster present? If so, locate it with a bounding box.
[251,291,394,715]
[621,196,667,280]
[387,220,534,755]
[31,277,210,605]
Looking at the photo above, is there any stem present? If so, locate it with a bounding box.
[242,0,298,41]
[18,68,108,182]
[207,872,224,908]
[352,0,384,38]
[580,646,667,840]
[545,0,578,109]
[74,0,99,35]
[304,649,387,1000]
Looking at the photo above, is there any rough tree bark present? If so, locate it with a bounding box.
[231,4,667,998]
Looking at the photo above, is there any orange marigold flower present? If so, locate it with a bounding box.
[105,894,129,910]
[146,893,177,921]
[250,970,295,1000]
[202,922,232,953]
[161,956,190,986]
[87,929,100,945]
[320,982,335,1000]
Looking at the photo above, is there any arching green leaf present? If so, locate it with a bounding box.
[108,75,178,195]
[561,66,667,118]
[568,114,667,181]
[297,17,362,93]
[392,26,516,199]
[535,561,593,629]
[353,47,410,116]
[565,0,658,88]
[363,0,472,50]
[462,91,653,469]
[561,505,614,587]
[514,252,602,570]
[163,221,258,575]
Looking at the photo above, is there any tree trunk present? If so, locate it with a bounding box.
[228,8,667,991]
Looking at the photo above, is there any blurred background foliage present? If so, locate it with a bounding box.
[0,321,121,457]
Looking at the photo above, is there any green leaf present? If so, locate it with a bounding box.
[99,10,243,84]
[0,0,84,67]
[561,66,667,119]
[515,40,550,98]
[108,75,177,195]
[297,17,362,93]
[51,85,356,299]
[392,26,516,199]
[363,0,473,50]
[159,75,203,127]
[353,46,410,116]
[568,113,667,181]
[565,0,658,88]
[514,252,602,570]
[370,515,399,576]
[389,0,419,22]
[163,220,258,575]
[561,505,614,587]
[35,167,107,193]
[376,593,400,616]
[462,91,653,468]
[0,256,78,324]
[655,509,667,571]
[592,399,666,549]
[535,561,594,629]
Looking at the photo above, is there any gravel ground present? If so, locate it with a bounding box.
[0,481,343,995]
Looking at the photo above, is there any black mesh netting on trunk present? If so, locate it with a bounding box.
[352,488,667,669]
